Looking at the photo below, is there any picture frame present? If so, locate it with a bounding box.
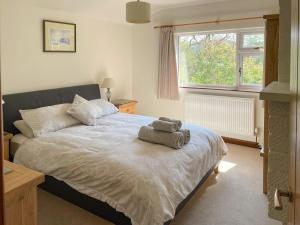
[43,20,76,53]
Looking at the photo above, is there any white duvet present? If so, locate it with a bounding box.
[14,113,227,225]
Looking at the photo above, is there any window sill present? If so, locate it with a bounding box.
[179,86,262,93]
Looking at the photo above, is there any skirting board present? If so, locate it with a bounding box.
[222,136,261,149]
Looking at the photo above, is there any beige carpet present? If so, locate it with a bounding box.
[38,144,281,225]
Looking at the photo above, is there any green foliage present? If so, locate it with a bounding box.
[242,55,263,85]
[178,33,264,87]
[243,34,264,48]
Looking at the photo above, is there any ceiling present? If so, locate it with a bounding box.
[31,0,233,11]
[29,0,278,23]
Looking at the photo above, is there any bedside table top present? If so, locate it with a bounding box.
[112,99,137,106]
[4,160,45,194]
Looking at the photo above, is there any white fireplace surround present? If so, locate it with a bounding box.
[260,81,291,223]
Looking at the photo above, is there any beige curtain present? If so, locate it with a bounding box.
[158,26,179,100]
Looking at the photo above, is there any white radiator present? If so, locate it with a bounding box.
[184,94,255,138]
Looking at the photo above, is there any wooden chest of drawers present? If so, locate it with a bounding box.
[112,100,137,114]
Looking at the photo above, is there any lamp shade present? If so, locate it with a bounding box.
[101,78,115,88]
[126,0,151,24]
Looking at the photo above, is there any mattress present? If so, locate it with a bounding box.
[14,113,227,225]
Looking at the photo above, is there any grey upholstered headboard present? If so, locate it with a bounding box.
[3,84,101,134]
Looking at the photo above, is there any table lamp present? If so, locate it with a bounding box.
[101,78,115,102]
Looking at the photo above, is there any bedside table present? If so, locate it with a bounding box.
[112,99,138,114]
[3,132,13,161]
[4,160,45,225]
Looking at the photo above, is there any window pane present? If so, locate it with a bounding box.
[241,54,263,86]
[179,33,236,87]
[242,33,264,48]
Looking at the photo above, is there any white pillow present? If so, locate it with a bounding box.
[13,120,34,138]
[67,95,103,126]
[90,99,119,116]
[20,103,80,137]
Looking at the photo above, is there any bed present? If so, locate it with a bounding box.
[3,84,227,225]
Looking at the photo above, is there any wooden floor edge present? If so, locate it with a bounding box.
[222,136,261,149]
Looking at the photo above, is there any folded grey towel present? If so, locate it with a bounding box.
[138,126,185,149]
[152,120,179,132]
[179,129,190,144]
[159,117,182,130]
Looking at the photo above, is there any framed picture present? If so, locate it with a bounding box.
[43,20,76,52]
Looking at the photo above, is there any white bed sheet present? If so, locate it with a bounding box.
[14,113,227,225]
[10,133,29,156]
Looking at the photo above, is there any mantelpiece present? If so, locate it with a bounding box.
[260,81,291,102]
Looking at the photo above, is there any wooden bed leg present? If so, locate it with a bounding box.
[214,166,219,174]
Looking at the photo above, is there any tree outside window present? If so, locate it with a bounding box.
[177,29,264,91]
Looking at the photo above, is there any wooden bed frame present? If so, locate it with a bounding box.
[3,84,220,225]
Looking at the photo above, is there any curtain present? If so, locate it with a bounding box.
[158,26,179,100]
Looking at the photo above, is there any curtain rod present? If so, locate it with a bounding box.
[153,16,264,29]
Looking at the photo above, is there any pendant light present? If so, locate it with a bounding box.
[126,0,151,24]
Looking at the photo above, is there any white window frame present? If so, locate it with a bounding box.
[176,28,265,92]
[239,53,264,89]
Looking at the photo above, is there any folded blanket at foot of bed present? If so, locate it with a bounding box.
[149,124,190,145]
[138,126,185,149]
[179,129,190,144]
[159,117,182,129]
[151,120,180,132]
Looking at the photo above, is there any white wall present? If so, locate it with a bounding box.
[0,0,133,100]
[132,3,279,144]
[0,0,280,144]
[152,0,278,24]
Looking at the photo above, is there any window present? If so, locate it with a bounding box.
[177,29,264,91]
